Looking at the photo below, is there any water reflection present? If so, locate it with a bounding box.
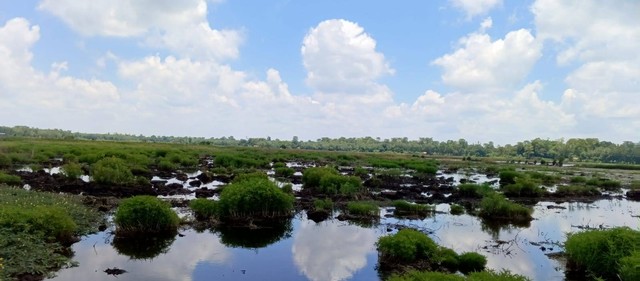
[49,230,230,281]
[112,232,176,260]
[215,218,293,249]
[292,220,377,281]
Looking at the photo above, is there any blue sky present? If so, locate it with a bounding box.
[0,0,638,144]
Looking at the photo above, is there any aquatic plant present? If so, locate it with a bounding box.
[388,270,531,281]
[114,195,179,235]
[346,201,379,217]
[189,198,218,220]
[565,227,640,279]
[393,200,434,215]
[478,193,532,222]
[457,252,487,274]
[458,184,493,198]
[449,204,464,215]
[218,176,294,220]
[92,157,135,185]
[313,198,333,211]
[377,229,439,263]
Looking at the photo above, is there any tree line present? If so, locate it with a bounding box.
[1,126,639,164]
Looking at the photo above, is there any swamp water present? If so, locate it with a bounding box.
[48,199,640,281]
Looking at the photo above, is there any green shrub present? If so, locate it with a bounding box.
[274,167,295,177]
[157,159,177,171]
[457,252,487,274]
[314,198,333,211]
[114,196,179,234]
[619,251,640,281]
[346,201,379,217]
[189,198,218,220]
[388,270,531,281]
[302,167,339,189]
[478,193,532,222]
[525,171,560,185]
[458,184,493,198]
[92,157,135,185]
[570,176,587,183]
[0,154,11,168]
[218,177,294,219]
[438,248,459,272]
[501,177,544,197]
[555,185,600,196]
[450,204,464,215]
[499,170,519,185]
[377,229,438,262]
[565,227,640,279]
[282,183,294,194]
[61,162,83,179]
[273,162,286,168]
[0,172,21,186]
[393,200,434,215]
[0,205,76,241]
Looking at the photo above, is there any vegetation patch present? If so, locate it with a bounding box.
[565,227,640,279]
[0,186,102,280]
[478,193,532,223]
[114,195,179,235]
[313,198,333,211]
[458,184,493,198]
[0,171,21,185]
[92,157,135,185]
[217,175,294,221]
[388,270,531,281]
[302,167,364,196]
[457,252,487,274]
[393,200,434,216]
[501,177,545,197]
[189,198,218,221]
[345,201,379,218]
[554,185,600,197]
[450,204,464,215]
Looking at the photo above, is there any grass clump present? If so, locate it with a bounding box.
[0,186,103,280]
[569,176,587,184]
[629,180,640,190]
[586,178,622,191]
[218,176,294,220]
[346,201,379,217]
[61,162,83,179]
[377,229,438,263]
[388,270,531,281]
[501,177,544,197]
[0,153,11,168]
[303,167,364,195]
[555,185,600,196]
[457,252,487,274]
[189,198,218,221]
[0,171,21,185]
[92,157,135,185]
[564,227,640,279]
[619,251,640,281]
[478,193,532,222]
[458,184,493,198]
[274,167,295,177]
[114,195,179,235]
[313,198,333,211]
[450,204,464,215]
[393,200,434,216]
[498,170,519,185]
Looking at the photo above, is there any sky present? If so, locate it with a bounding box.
[0,0,638,144]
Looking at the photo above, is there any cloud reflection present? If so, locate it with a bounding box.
[49,230,230,281]
[292,220,377,281]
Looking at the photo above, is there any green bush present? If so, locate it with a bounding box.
[438,248,459,272]
[61,162,83,179]
[555,185,600,196]
[569,176,587,183]
[0,172,21,186]
[388,270,531,281]
[393,200,434,215]
[377,229,438,262]
[0,154,11,168]
[114,196,179,234]
[0,205,76,241]
[458,184,493,198]
[302,167,339,189]
[499,170,519,185]
[218,177,294,219]
[314,198,333,211]
[478,193,532,222]
[501,177,544,197]
[619,251,640,281]
[92,157,135,185]
[157,159,177,171]
[565,227,640,279]
[450,204,464,215]
[189,198,218,220]
[457,252,487,274]
[346,201,379,217]
[274,167,295,177]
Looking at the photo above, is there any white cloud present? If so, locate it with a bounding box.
[302,19,394,95]
[432,27,542,93]
[38,0,241,61]
[450,0,502,19]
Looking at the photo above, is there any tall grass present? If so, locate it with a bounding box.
[114,196,179,235]
[478,193,532,222]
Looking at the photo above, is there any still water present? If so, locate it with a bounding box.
[49,199,640,281]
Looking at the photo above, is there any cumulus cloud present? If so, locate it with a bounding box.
[432,26,542,93]
[302,19,394,95]
[38,0,241,61]
[450,0,502,19]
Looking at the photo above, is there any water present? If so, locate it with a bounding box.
[47,198,640,281]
